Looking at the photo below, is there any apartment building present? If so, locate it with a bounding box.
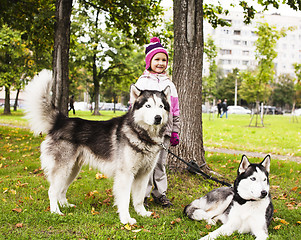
[203,11,301,77]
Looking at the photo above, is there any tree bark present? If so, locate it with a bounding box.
[3,85,11,115]
[170,0,208,171]
[13,88,20,111]
[52,0,72,116]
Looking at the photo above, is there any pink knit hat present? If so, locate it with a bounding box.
[145,37,169,70]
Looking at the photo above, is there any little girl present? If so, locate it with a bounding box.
[132,37,180,207]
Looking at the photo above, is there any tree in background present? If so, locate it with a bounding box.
[71,3,147,114]
[216,68,242,106]
[240,22,288,127]
[293,63,301,110]
[0,25,34,115]
[270,74,295,109]
[0,0,54,114]
[202,35,218,107]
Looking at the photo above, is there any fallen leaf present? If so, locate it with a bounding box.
[91,207,99,215]
[16,223,23,228]
[12,208,22,213]
[273,225,281,230]
[95,173,107,179]
[291,186,298,191]
[280,219,289,225]
[124,224,132,231]
[205,224,212,230]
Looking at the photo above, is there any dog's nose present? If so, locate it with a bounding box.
[154,115,162,125]
[260,190,267,198]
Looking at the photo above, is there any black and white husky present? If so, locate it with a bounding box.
[24,70,171,224]
[184,155,273,240]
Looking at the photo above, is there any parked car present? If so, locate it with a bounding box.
[227,105,251,114]
[293,108,301,116]
[263,106,283,115]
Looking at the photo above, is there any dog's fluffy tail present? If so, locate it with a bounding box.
[24,69,58,135]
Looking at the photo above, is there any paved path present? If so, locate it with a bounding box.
[204,147,301,163]
[1,123,300,164]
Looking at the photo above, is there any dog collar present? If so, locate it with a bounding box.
[234,193,255,205]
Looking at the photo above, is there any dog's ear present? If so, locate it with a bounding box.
[238,155,250,175]
[163,86,171,100]
[261,155,271,173]
[130,84,141,102]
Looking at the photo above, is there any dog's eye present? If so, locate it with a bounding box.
[145,104,151,108]
[159,104,163,108]
[264,178,267,181]
[250,177,256,181]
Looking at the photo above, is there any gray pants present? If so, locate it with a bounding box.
[145,137,170,198]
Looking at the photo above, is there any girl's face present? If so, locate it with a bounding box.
[150,52,167,74]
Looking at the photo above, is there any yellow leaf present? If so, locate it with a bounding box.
[273,225,282,230]
[95,173,107,179]
[280,219,289,225]
[124,224,132,231]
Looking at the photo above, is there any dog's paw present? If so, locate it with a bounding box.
[120,216,137,225]
[207,219,217,225]
[140,210,152,217]
[60,202,76,208]
[200,235,211,240]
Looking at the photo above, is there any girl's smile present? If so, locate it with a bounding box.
[150,52,167,74]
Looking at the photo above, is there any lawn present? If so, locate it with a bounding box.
[203,113,301,157]
[0,110,300,239]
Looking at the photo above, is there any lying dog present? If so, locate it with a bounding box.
[184,155,273,240]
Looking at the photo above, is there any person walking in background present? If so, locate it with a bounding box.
[220,99,228,118]
[68,95,75,115]
[217,99,222,118]
[131,37,180,208]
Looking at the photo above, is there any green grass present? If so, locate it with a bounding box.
[203,113,301,157]
[0,110,300,239]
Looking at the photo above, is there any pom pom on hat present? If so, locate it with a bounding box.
[150,37,160,43]
[145,37,168,70]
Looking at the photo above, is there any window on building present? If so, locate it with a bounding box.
[222,29,230,34]
[242,50,250,56]
[220,49,232,55]
[234,40,240,45]
[234,30,241,35]
[242,60,249,65]
[242,41,248,46]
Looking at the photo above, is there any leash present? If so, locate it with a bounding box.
[161,143,232,187]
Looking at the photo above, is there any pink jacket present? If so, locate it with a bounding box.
[132,70,180,136]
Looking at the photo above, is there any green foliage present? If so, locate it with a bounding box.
[216,68,242,105]
[203,35,218,102]
[293,63,301,107]
[271,74,295,108]
[79,0,164,45]
[239,22,290,105]
[0,0,54,71]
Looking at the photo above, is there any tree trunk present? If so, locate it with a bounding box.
[3,85,11,115]
[92,52,101,115]
[13,88,20,111]
[51,0,72,116]
[170,0,208,171]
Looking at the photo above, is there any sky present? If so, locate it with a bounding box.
[161,0,301,18]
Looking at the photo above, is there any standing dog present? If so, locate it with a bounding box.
[24,70,171,224]
[184,155,273,240]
